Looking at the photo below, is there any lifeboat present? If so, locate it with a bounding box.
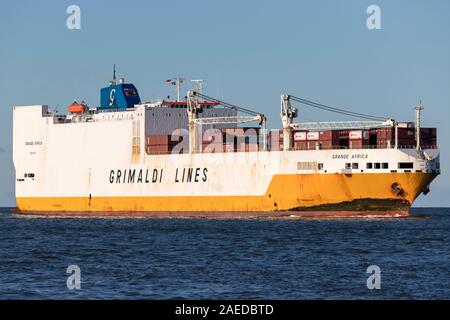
[68,101,86,114]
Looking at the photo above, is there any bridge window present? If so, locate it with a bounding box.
[345,163,351,169]
[398,162,414,169]
[366,163,373,169]
[382,163,389,169]
[374,163,381,169]
[352,163,359,169]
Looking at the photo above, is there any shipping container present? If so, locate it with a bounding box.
[349,130,369,140]
[222,128,245,135]
[147,134,170,145]
[238,143,259,152]
[293,131,307,141]
[397,122,414,128]
[293,141,308,150]
[319,131,330,140]
[146,144,170,155]
[269,130,283,150]
[221,127,260,135]
[307,131,319,141]
[398,128,415,138]
[349,139,369,149]
[317,140,333,150]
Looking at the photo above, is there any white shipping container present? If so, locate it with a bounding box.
[349,130,369,140]
[398,122,414,128]
[294,131,307,141]
[306,131,319,140]
[349,130,362,139]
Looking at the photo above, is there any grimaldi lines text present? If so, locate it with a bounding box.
[109,167,208,184]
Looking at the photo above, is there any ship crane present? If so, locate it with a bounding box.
[281,94,398,151]
[187,91,268,153]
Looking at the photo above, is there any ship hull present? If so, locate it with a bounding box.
[15,172,437,218]
[13,209,408,218]
[12,105,440,218]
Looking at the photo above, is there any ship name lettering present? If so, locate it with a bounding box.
[109,169,164,184]
[175,167,208,183]
[332,154,349,159]
[332,153,368,159]
[352,153,368,159]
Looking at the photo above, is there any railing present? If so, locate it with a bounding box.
[144,143,439,155]
[290,144,438,151]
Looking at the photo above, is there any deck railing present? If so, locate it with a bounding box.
[144,143,439,155]
[290,144,438,151]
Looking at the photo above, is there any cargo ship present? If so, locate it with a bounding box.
[12,72,440,218]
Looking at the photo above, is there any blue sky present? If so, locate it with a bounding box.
[0,0,449,206]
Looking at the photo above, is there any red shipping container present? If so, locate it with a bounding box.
[147,135,170,145]
[238,143,259,152]
[319,131,333,140]
[337,130,350,138]
[398,128,415,139]
[246,144,258,152]
[146,145,170,155]
[307,141,322,149]
[318,140,333,150]
[349,140,365,149]
[293,141,308,150]
[147,145,169,152]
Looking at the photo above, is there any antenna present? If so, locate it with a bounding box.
[191,80,204,95]
[165,76,185,101]
[176,76,185,101]
[414,100,424,151]
[109,64,117,86]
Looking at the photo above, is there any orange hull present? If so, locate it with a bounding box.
[15,172,437,217]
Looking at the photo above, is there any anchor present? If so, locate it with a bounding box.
[391,182,404,196]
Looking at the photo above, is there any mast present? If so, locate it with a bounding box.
[280,94,297,151]
[109,64,117,86]
[415,101,423,151]
[165,76,186,101]
[175,76,185,101]
[191,80,204,95]
[187,91,200,153]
